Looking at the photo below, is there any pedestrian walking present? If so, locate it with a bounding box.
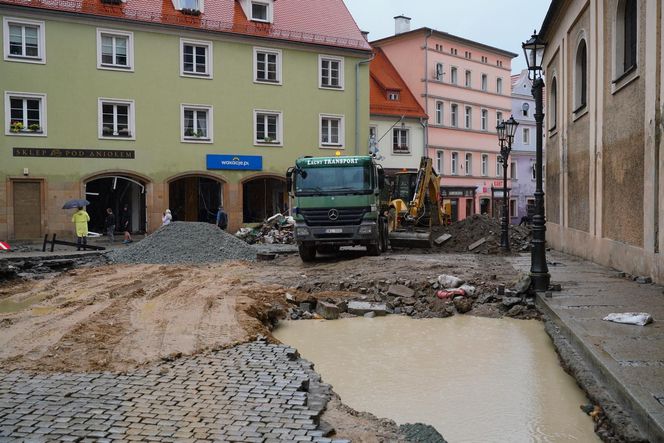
[120,204,133,244]
[216,205,228,231]
[71,206,90,251]
[162,209,172,226]
[105,208,116,243]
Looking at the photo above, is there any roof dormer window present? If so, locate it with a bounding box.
[387,91,400,101]
[252,2,268,20]
[172,0,203,14]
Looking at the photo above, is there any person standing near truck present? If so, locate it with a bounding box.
[71,206,90,251]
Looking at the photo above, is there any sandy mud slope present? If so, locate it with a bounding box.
[0,251,518,373]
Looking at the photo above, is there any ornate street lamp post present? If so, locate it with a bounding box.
[496,116,518,251]
[523,31,551,291]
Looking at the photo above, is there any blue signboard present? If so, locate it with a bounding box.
[206,154,263,171]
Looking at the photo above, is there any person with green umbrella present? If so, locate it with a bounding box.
[72,206,90,251]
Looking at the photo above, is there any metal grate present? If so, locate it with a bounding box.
[299,207,369,226]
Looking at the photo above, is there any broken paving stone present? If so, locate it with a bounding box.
[512,274,532,294]
[364,311,376,318]
[437,274,464,288]
[434,233,452,245]
[506,305,525,317]
[347,301,387,316]
[453,297,473,314]
[468,237,487,251]
[502,297,522,308]
[315,301,340,320]
[388,284,415,298]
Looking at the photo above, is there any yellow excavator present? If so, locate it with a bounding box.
[387,156,449,248]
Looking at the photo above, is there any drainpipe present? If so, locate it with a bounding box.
[423,29,434,159]
[419,117,427,159]
[355,52,375,155]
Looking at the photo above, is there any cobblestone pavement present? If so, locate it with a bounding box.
[0,340,348,442]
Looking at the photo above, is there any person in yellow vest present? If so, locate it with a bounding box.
[72,206,90,251]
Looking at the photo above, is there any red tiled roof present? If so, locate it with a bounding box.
[0,0,371,51]
[370,48,427,119]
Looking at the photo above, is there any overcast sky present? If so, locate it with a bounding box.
[343,0,552,73]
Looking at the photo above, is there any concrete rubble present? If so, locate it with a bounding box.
[236,213,295,245]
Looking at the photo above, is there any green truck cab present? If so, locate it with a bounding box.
[286,155,388,262]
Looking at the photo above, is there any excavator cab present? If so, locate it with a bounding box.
[388,157,446,248]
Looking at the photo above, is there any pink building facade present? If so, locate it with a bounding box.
[373,18,517,221]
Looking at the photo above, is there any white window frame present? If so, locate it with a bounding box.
[98,98,135,140]
[319,113,345,149]
[180,38,213,79]
[464,106,472,129]
[496,77,503,94]
[96,28,134,72]
[480,109,488,131]
[180,104,213,143]
[496,111,503,127]
[510,161,517,179]
[523,127,530,145]
[4,91,47,137]
[436,150,444,174]
[435,62,444,81]
[450,66,458,84]
[464,153,472,176]
[481,154,488,176]
[509,199,517,218]
[392,127,410,155]
[451,152,459,175]
[450,103,458,127]
[319,55,344,90]
[3,17,46,64]
[435,101,444,125]
[253,47,282,85]
[253,109,283,146]
[250,0,273,23]
[465,70,472,87]
[481,73,488,91]
[496,157,503,177]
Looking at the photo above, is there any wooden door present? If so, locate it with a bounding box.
[13,181,42,239]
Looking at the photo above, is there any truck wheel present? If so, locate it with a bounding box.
[380,218,389,252]
[298,243,317,262]
[367,242,381,256]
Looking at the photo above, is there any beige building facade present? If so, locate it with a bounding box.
[540,0,664,283]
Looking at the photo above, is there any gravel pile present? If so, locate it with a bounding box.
[108,222,256,264]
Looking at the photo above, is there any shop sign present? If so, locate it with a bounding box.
[13,147,135,159]
[440,187,475,198]
[206,154,263,171]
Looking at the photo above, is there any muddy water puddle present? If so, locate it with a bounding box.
[274,316,599,443]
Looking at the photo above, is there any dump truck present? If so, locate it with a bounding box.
[387,156,447,248]
[287,155,388,262]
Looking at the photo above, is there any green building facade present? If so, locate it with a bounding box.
[0,0,371,239]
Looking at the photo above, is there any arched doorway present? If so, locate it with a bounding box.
[85,174,148,234]
[242,176,287,223]
[168,175,224,223]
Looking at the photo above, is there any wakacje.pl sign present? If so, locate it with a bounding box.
[206,154,263,171]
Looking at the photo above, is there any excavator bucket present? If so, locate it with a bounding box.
[388,229,433,248]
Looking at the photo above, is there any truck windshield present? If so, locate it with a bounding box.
[296,166,372,195]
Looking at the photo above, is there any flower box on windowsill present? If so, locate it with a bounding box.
[103,128,132,137]
[181,8,201,16]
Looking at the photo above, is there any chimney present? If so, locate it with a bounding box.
[361,30,370,41]
[394,15,411,35]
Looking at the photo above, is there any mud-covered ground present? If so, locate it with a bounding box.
[0,249,524,441]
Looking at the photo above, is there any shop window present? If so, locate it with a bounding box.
[243,178,287,223]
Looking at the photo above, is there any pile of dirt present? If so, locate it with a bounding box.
[437,215,531,253]
[108,222,256,264]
